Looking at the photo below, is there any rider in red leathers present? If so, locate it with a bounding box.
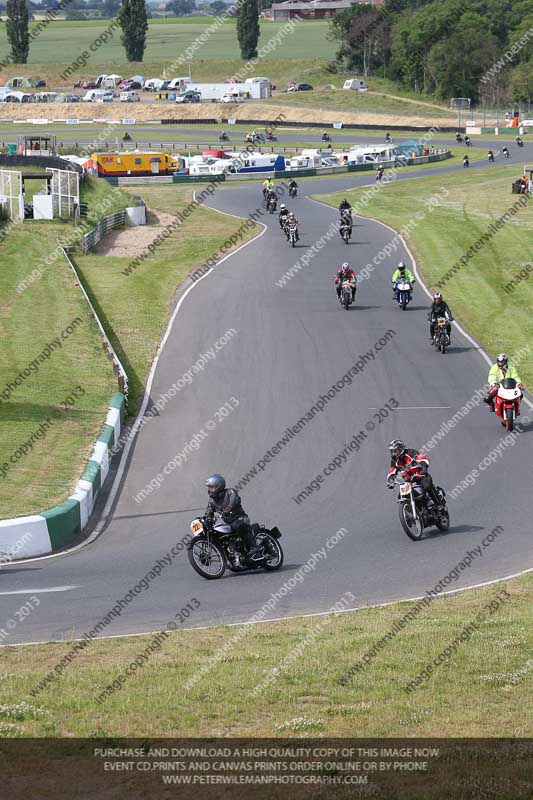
[386,439,440,507]
[334,262,356,302]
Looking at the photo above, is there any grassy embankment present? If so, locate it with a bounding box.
[0,179,258,517]
[318,165,533,386]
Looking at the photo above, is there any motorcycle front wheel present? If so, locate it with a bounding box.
[505,407,514,431]
[257,532,284,571]
[188,537,226,579]
[398,502,424,541]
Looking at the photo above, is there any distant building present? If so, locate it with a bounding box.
[263,0,384,21]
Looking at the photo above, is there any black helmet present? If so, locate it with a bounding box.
[206,474,226,498]
[389,439,406,460]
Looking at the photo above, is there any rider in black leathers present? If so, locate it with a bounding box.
[428,292,454,342]
[205,474,262,559]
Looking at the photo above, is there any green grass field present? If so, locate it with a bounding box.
[0,177,131,520]
[0,572,531,740]
[0,21,334,67]
[318,167,533,388]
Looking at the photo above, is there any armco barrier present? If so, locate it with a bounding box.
[0,393,125,560]
[62,248,128,400]
[78,210,126,253]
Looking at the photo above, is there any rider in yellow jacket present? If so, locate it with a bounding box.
[485,354,524,411]
[391,262,415,299]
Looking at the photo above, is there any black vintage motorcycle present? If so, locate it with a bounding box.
[393,476,449,541]
[188,515,283,579]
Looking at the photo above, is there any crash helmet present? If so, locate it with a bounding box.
[433,292,442,303]
[389,440,406,461]
[497,353,508,369]
[206,474,226,499]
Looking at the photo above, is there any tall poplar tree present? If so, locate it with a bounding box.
[237,0,259,61]
[6,0,29,64]
[119,0,148,62]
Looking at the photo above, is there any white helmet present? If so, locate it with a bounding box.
[342,262,349,271]
[280,203,286,210]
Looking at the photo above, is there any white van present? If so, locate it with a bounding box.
[120,91,140,102]
[167,77,192,91]
[343,78,368,92]
[220,91,245,103]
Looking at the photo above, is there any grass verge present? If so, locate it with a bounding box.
[316,165,533,388]
[1,572,531,737]
[0,178,130,519]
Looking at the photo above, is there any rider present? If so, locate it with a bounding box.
[263,176,274,195]
[287,210,299,241]
[463,154,469,167]
[288,178,298,194]
[278,203,289,229]
[391,261,415,300]
[339,198,352,216]
[488,149,495,161]
[464,135,471,146]
[484,354,524,411]
[376,164,385,181]
[516,136,523,146]
[386,440,441,508]
[502,145,509,158]
[385,132,392,143]
[205,474,262,560]
[428,292,454,342]
[334,262,356,302]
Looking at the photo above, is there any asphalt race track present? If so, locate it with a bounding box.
[2,160,532,646]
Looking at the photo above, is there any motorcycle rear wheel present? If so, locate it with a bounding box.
[188,537,226,579]
[257,532,284,571]
[399,502,424,541]
[435,508,450,531]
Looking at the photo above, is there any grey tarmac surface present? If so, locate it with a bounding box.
[1,162,532,647]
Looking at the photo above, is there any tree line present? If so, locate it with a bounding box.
[329,0,533,105]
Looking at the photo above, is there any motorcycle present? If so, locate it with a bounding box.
[456,134,464,144]
[463,157,470,168]
[503,149,510,159]
[376,168,384,182]
[339,279,354,310]
[288,222,298,247]
[516,138,524,148]
[219,133,229,142]
[340,222,351,244]
[188,516,283,580]
[464,137,471,147]
[267,195,277,214]
[394,476,449,541]
[289,185,297,198]
[395,279,413,310]
[433,316,450,353]
[322,133,331,142]
[494,377,522,432]
[488,152,495,163]
[266,132,277,142]
[385,134,392,144]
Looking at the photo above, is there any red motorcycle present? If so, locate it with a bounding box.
[494,378,522,431]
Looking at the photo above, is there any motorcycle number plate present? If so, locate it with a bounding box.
[191,520,203,534]
[400,484,411,496]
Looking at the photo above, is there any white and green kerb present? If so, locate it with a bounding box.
[0,393,125,561]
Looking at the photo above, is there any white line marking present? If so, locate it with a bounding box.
[0,586,79,596]
[369,406,451,410]
[5,566,532,649]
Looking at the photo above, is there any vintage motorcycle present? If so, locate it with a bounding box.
[433,316,450,354]
[187,515,283,580]
[393,476,449,541]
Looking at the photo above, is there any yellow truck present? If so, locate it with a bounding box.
[90,151,186,177]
